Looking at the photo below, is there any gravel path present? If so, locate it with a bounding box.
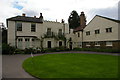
[2,51,119,79]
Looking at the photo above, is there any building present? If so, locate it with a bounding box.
[7,13,69,49]
[82,15,120,49]
[7,12,120,50]
[66,12,86,49]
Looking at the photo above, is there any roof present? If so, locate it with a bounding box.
[73,26,83,32]
[7,16,43,23]
[96,15,120,23]
[86,15,120,27]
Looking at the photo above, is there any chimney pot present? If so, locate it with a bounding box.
[22,13,26,16]
[34,16,36,18]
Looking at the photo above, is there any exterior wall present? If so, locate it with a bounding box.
[7,21,16,47]
[83,41,120,50]
[7,20,69,49]
[83,16,119,42]
[66,29,83,49]
[118,23,120,40]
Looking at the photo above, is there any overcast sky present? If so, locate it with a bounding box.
[0,0,119,27]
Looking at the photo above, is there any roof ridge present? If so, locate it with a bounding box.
[96,15,120,23]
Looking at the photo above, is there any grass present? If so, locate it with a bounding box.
[22,53,118,78]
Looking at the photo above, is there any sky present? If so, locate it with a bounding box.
[0,0,119,27]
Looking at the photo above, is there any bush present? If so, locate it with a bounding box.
[73,48,120,53]
[24,48,37,54]
[14,49,24,54]
[44,46,70,53]
[2,43,16,55]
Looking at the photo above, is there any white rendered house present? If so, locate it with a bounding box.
[7,13,69,49]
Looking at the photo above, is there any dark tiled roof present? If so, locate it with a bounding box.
[7,16,43,23]
[96,15,120,23]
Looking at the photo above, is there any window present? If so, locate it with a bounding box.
[25,38,29,41]
[58,29,62,35]
[106,41,112,46]
[95,29,100,34]
[31,24,36,32]
[32,39,35,41]
[47,28,52,36]
[17,22,22,31]
[18,38,22,41]
[18,38,23,49]
[106,28,112,33]
[86,31,90,36]
[95,42,100,46]
[86,42,90,46]
[78,33,80,37]
[25,38,30,48]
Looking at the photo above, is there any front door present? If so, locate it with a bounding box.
[69,42,72,50]
[48,41,51,48]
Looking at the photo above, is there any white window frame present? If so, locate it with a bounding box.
[86,42,91,46]
[95,42,100,46]
[106,41,113,46]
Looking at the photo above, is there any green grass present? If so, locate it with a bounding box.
[22,53,118,78]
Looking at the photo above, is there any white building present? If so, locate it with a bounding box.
[7,13,69,49]
[82,15,120,49]
[7,12,120,50]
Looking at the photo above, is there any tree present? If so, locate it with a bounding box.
[68,10,80,29]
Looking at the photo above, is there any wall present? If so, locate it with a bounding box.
[7,21,16,47]
[83,16,119,42]
[8,20,69,49]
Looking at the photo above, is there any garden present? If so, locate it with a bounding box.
[23,53,118,78]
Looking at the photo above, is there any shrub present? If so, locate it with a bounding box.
[44,47,70,53]
[2,43,16,55]
[24,48,36,54]
[73,48,120,53]
[14,49,24,54]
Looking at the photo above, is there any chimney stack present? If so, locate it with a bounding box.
[22,13,26,17]
[39,13,43,23]
[61,19,64,23]
[80,12,86,29]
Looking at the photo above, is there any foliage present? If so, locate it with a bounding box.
[2,43,16,55]
[68,10,80,29]
[24,48,37,54]
[73,48,120,53]
[14,49,24,54]
[23,53,118,78]
[44,47,69,53]
[2,29,7,44]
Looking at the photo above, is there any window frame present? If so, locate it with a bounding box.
[106,41,113,46]
[31,23,36,32]
[106,27,112,33]
[95,29,100,34]
[95,42,100,46]
[47,28,52,36]
[16,22,22,31]
[58,29,62,35]
[86,31,90,36]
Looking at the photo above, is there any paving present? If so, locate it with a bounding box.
[2,51,119,79]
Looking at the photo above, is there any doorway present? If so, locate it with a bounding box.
[48,41,51,48]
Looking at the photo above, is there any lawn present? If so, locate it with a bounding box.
[22,53,118,78]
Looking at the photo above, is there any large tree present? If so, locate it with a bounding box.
[68,10,80,29]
